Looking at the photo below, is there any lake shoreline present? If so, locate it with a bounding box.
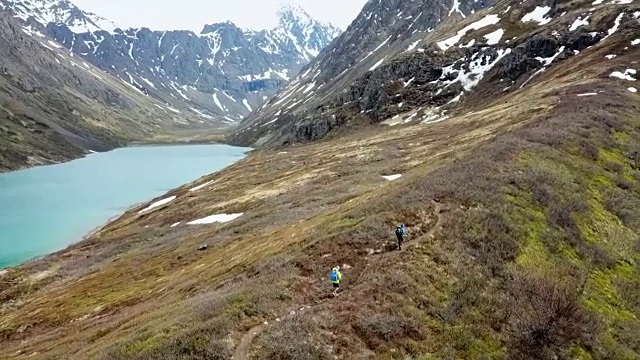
[1,198,145,270]
[0,127,241,175]
[0,140,254,175]
[0,143,252,270]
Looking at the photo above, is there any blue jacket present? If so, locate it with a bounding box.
[330,268,342,283]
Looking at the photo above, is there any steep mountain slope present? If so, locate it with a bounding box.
[231,0,638,147]
[0,11,210,172]
[230,0,492,145]
[1,0,639,359]
[0,0,342,121]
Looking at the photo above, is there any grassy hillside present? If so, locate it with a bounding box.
[0,26,638,358]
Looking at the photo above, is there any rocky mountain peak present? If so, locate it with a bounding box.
[1,0,119,33]
[273,3,342,59]
[200,21,241,35]
[277,3,317,28]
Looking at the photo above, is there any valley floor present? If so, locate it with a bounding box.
[0,52,639,359]
[130,128,233,146]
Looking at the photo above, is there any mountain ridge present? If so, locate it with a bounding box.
[230,0,638,147]
[230,0,494,146]
[1,0,341,122]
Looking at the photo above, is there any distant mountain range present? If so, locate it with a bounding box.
[0,0,341,122]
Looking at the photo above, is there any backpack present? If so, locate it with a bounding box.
[395,226,403,235]
[330,270,339,282]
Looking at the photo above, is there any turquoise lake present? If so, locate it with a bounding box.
[0,144,251,269]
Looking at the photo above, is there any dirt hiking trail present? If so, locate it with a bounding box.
[232,199,447,360]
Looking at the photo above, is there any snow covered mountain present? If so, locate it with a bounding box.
[231,0,638,147]
[0,1,341,122]
[0,0,117,32]
[275,4,339,60]
[0,9,216,171]
[231,0,493,145]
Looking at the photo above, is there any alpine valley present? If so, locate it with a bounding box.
[0,0,340,171]
[0,0,639,359]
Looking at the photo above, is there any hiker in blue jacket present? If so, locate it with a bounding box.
[395,224,406,250]
[330,266,342,296]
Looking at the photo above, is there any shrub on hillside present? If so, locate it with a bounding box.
[629,144,640,170]
[439,274,487,325]
[594,112,625,133]
[138,320,231,360]
[354,313,423,349]
[615,177,634,191]
[580,141,600,161]
[253,318,331,360]
[137,339,230,360]
[603,161,624,174]
[382,270,417,295]
[453,208,520,274]
[98,319,232,360]
[506,272,596,360]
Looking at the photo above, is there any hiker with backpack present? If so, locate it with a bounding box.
[395,224,407,250]
[330,266,342,296]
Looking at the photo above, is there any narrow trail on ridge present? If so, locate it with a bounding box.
[231,199,448,360]
[402,199,446,251]
[354,199,446,285]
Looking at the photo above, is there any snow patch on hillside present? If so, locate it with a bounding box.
[187,213,244,225]
[569,16,590,31]
[536,46,566,67]
[243,99,253,112]
[520,46,566,87]
[436,48,512,91]
[189,181,213,192]
[47,40,63,48]
[139,196,176,214]
[484,29,504,45]
[362,36,392,61]
[213,93,226,112]
[382,174,402,181]
[407,40,421,52]
[140,76,156,88]
[370,58,386,71]
[190,108,215,120]
[610,69,636,81]
[448,0,466,18]
[437,14,501,51]
[603,13,623,40]
[521,6,552,25]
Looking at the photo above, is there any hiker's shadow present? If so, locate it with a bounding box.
[383,241,399,252]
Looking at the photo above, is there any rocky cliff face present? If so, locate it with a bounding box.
[231,0,639,147]
[0,0,341,121]
[231,0,493,145]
